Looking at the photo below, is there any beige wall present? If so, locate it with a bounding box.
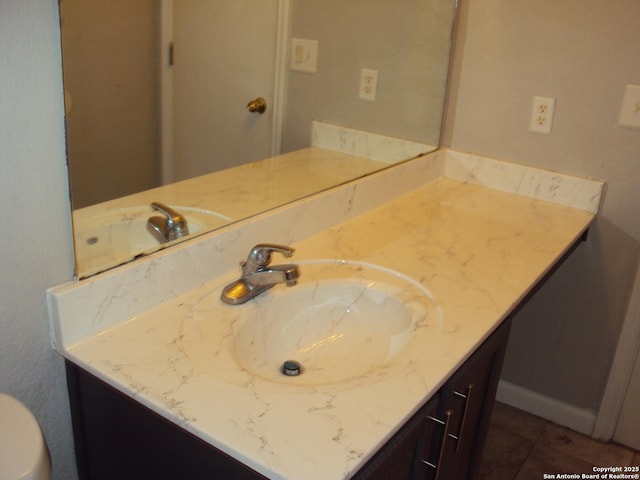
[0,1,77,478]
[60,0,160,208]
[443,0,640,411]
[282,0,457,152]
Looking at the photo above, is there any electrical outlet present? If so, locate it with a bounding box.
[618,84,640,129]
[529,96,556,134]
[359,68,378,101]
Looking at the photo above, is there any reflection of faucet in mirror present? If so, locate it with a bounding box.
[147,202,190,244]
[221,244,300,305]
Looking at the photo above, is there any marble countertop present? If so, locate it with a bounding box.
[49,149,602,479]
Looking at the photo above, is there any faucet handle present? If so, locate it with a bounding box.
[149,202,189,241]
[245,243,295,269]
[151,202,187,230]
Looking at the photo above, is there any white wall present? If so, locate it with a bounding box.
[282,0,456,152]
[443,0,640,414]
[0,1,77,478]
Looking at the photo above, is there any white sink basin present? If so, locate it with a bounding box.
[74,206,231,276]
[179,260,441,388]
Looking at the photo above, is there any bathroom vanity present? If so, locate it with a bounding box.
[65,314,511,479]
[48,148,603,479]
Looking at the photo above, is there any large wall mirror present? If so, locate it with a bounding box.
[59,0,458,278]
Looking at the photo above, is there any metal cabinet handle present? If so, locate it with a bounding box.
[452,384,473,452]
[422,410,452,480]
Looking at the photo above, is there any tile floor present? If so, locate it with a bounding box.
[478,402,640,479]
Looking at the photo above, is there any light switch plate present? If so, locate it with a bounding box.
[618,84,640,129]
[290,38,318,73]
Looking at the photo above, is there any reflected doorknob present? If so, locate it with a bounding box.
[247,97,267,114]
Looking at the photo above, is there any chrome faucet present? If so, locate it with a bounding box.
[147,202,190,243]
[221,244,300,305]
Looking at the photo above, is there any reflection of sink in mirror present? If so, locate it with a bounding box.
[180,260,442,389]
[74,206,231,277]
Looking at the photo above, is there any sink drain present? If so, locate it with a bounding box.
[281,360,302,376]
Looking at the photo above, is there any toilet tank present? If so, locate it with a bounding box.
[0,393,51,480]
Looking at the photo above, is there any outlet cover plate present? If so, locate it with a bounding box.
[529,96,556,134]
[618,84,640,129]
[359,68,379,101]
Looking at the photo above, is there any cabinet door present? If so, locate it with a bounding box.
[436,319,512,479]
[354,396,440,480]
[66,363,268,480]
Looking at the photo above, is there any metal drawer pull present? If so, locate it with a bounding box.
[452,384,474,452]
[422,410,452,480]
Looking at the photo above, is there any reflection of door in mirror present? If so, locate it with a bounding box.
[173,1,278,182]
[60,0,278,208]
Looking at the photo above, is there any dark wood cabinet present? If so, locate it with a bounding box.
[431,317,510,479]
[355,317,511,480]
[353,396,441,480]
[65,365,268,480]
[66,319,510,480]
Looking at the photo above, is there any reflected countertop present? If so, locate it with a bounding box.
[73,147,390,277]
[73,147,391,222]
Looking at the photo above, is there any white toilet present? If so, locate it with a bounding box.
[0,393,51,480]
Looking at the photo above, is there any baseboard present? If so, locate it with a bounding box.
[496,380,597,436]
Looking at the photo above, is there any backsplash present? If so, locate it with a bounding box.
[443,149,603,213]
[47,148,603,351]
[311,121,436,163]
